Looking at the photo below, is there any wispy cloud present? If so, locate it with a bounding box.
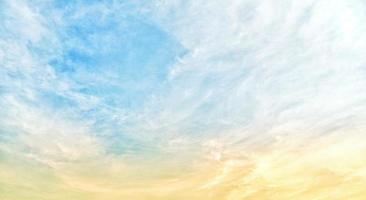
[1,0,366,199]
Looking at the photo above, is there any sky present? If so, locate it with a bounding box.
[1,0,366,199]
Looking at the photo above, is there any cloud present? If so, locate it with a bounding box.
[2,0,366,199]
[145,0,366,142]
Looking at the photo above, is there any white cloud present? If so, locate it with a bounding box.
[138,0,366,153]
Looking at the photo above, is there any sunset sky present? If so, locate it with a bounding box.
[1,0,366,199]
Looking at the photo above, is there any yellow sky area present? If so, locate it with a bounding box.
[1,132,366,200]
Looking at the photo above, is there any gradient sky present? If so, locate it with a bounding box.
[1,0,366,199]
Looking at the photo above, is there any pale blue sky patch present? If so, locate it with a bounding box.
[46,1,186,110]
[0,0,187,157]
[2,0,366,163]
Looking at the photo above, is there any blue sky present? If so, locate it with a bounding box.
[2,1,366,197]
[2,0,366,199]
[2,0,366,159]
[0,0,190,156]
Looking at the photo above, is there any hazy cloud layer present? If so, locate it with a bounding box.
[1,0,366,199]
